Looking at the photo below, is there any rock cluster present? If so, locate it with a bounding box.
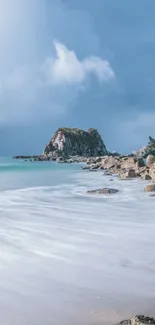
[83,156,145,177]
[83,154,155,191]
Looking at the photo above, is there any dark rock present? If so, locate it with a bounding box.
[89,163,100,170]
[87,188,119,194]
[95,157,102,163]
[141,173,152,180]
[120,316,155,325]
[82,166,90,170]
[89,169,98,172]
[136,158,145,168]
[104,170,113,176]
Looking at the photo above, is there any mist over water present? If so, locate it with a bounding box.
[0,158,155,325]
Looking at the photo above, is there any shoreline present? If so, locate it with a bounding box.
[13,154,155,186]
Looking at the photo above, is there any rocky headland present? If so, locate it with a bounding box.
[13,128,155,192]
[44,127,108,157]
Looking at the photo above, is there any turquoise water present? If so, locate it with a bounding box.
[0,158,155,325]
[0,158,80,190]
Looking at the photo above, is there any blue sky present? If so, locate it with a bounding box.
[0,0,155,155]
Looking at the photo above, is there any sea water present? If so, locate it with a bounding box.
[0,158,155,325]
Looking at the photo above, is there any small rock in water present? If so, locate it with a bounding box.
[104,170,113,176]
[144,184,155,192]
[89,169,97,172]
[120,316,155,325]
[87,188,119,195]
[82,166,90,170]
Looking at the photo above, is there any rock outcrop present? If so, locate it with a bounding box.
[120,316,155,325]
[136,136,155,158]
[44,128,108,157]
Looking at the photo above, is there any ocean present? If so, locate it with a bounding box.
[0,157,155,325]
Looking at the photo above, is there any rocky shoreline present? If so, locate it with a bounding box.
[85,154,155,193]
[13,153,155,193]
[13,129,155,195]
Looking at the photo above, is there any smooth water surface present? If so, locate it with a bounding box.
[0,158,155,325]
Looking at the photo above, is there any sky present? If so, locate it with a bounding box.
[0,0,155,155]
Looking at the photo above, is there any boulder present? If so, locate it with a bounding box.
[120,157,138,170]
[87,188,119,195]
[95,157,102,163]
[101,156,118,169]
[144,184,155,192]
[141,173,152,181]
[89,169,97,172]
[146,154,155,167]
[119,169,138,180]
[149,163,155,181]
[90,163,101,170]
[120,315,155,325]
[137,166,147,174]
[136,158,145,168]
[82,166,90,170]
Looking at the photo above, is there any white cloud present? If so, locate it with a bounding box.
[44,40,115,85]
[0,0,115,127]
[0,39,115,126]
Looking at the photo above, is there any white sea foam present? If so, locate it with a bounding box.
[0,165,155,324]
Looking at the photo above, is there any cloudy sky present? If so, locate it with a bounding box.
[0,0,155,155]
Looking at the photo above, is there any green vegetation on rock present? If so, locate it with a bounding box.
[136,136,155,158]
